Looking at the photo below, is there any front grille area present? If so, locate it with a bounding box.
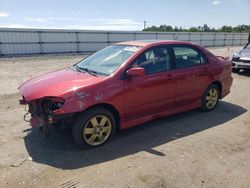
[239,59,250,64]
[232,57,250,64]
[28,103,37,114]
[232,57,240,61]
[28,101,42,116]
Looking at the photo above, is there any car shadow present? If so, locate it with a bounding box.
[24,101,247,169]
[235,70,250,77]
[238,71,250,77]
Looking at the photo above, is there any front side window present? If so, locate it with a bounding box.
[132,47,171,74]
[173,46,206,69]
[76,45,141,76]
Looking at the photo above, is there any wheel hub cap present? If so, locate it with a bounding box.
[205,88,218,109]
[83,115,112,146]
[94,126,102,134]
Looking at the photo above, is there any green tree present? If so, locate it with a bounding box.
[189,27,199,32]
[220,25,233,32]
[143,24,250,33]
[202,24,210,32]
[173,26,179,32]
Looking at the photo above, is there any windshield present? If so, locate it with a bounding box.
[245,44,250,49]
[76,45,141,76]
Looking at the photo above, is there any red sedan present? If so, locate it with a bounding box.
[19,40,233,148]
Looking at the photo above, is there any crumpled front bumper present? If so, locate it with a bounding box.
[30,116,46,128]
[23,105,74,130]
[24,112,55,129]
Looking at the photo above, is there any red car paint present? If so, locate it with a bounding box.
[19,40,233,129]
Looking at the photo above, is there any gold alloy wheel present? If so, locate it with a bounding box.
[205,88,218,109]
[83,115,112,146]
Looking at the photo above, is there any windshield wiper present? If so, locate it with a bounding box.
[74,65,108,76]
[73,64,84,73]
[80,67,98,76]
[73,64,94,75]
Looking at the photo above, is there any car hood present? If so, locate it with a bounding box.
[19,68,105,102]
[239,49,250,58]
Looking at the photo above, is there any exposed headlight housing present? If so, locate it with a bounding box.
[41,97,65,115]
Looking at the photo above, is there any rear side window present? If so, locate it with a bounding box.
[173,46,206,69]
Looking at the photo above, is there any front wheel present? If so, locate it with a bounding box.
[201,84,220,112]
[72,107,116,149]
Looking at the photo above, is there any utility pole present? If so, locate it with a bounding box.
[144,21,147,30]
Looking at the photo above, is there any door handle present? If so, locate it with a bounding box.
[203,68,208,73]
[166,74,172,80]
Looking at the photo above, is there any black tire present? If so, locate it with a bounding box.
[201,84,220,112]
[72,107,116,149]
[232,68,240,73]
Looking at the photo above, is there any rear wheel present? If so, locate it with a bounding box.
[201,84,220,112]
[72,107,116,149]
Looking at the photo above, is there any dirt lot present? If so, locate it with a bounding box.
[0,46,249,188]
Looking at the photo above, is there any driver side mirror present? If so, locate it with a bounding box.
[126,67,145,78]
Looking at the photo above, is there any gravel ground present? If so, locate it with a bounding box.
[0,46,249,188]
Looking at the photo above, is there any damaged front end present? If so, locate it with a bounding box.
[20,96,65,133]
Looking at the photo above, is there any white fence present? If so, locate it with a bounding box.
[0,28,248,56]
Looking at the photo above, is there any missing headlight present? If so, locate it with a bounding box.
[41,98,65,115]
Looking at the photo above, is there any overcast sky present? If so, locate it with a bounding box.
[0,0,249,31]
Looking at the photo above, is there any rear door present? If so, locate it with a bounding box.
[172,45,211,107]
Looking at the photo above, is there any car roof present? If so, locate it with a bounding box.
[116,40,195,47]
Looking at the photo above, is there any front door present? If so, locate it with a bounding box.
[124,46,176,119]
